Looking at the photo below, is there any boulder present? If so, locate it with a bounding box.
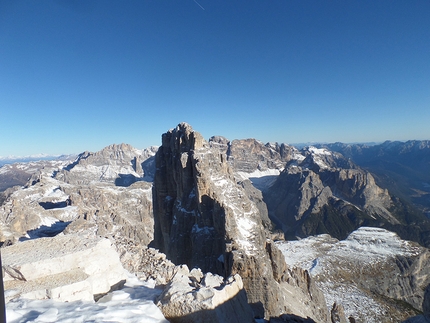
[157,265,254,323]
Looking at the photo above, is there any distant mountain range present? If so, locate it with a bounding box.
[316,140,430,218]
[0,154,76,167]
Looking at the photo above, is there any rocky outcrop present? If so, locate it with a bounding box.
[2,233,126,302]
[152,123,329,321]
[115,239,177,285]
[156,265,254,323]
[330,303,347,323]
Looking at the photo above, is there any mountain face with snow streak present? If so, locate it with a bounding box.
[0,157,77,205]
[54,143,157,185]
[263,146,430,248]
[152,123,330,321]
[276,227,430,323]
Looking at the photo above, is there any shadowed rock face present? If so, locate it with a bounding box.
[152,123,330,321]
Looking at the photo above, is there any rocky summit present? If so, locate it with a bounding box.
[152,123,330,321]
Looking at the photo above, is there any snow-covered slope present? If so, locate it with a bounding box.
[276,227,430,322]
[6,274,168,323]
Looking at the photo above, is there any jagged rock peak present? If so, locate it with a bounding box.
[162,122,205,151]
[152,123,329,321]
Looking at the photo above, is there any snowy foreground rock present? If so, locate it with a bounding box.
[6,274,169,323]
[2,233,126,302]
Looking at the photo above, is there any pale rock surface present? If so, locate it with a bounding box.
[157,264,254,323]
[2,233,126,302]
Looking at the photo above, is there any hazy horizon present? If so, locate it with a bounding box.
[1,134,428,160]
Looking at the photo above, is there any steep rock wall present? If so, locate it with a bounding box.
[152,123,329,321]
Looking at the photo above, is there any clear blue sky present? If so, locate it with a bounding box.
[1,0,429,157]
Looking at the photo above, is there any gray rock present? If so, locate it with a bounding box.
[157,265,254,323]
[330,303,347,323]
[276,227,430,322]
[152,123,330,321]
[264,146,402,241]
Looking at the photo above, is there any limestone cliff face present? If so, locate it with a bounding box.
[152,123,329,321]
[55,143,157,185]
[209,137,297,174]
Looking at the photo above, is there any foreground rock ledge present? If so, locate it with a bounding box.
[2,233,126,302]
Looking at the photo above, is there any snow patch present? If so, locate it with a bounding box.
[308,146,331,156]
[6,273,168,323]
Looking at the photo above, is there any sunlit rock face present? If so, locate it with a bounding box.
[55,143,157,185]
[152,123,330,321]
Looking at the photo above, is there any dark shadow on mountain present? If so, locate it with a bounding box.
[249,175,278,192]
[269,313,317,322]
[424,284,430,315]
[161,288,254,323]
[141,155,156,181]
[115,174,139,187]
[250,301,265,320]
[19,221,72,241]
[39,199,71,210]
[62,151,91,171]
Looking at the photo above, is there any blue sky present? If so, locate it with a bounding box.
[1,0,429,157]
